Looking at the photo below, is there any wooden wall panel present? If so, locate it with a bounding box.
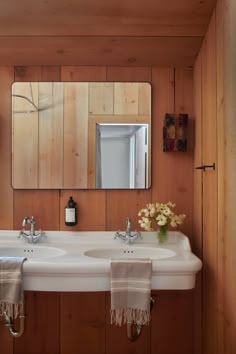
[151,291,193,354]
[105,293,150,354]
[201,12,218,354]
[60,292,106,354]
[12,82,39,188]
[151,67,193,232]
[222,0,236,352]
[193,54,203,354]
[13,66,61,230]
[0,318,13,354]
[60,66,106,230]
[215,1,225,353]
[0,66,14,229]
[89,82,113,115]
[13,190,60,231]
[0,36,202,67]
[39,82,64,188]
[106,67,152,231]
[14,292,60,354]
[63,82,89,188]
[0,64,196,354]
[174,68,194,238]
[60,190,106,231]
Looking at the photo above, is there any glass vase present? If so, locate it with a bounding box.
[158,225,168,243]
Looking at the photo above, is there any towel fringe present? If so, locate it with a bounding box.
[111,308,150,326]
[0,301,23,319]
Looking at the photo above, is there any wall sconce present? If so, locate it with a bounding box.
[163,113,188,152]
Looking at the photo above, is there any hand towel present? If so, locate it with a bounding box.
[110,258,152,326]
[0,257,26,319]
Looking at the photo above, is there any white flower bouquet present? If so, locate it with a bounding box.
[138,201,186,232]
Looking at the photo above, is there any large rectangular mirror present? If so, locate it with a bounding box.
[12,82,151,189]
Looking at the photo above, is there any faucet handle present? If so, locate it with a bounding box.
[22,217,29,227]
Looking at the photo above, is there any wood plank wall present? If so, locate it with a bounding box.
[193,0,236,353]
[0,65,195,354]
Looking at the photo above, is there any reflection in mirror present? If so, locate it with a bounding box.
[12,82,151,189]
[96,124,149,188]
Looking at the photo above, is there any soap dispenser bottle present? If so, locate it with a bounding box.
[65,196,78,226]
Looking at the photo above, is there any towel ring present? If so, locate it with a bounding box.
[127,297,154,341]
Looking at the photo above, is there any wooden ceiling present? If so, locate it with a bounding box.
[0,0,217,66]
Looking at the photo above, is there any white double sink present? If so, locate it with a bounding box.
[0,231,202,292]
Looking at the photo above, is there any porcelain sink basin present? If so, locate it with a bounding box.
[0,246,66,259]
[84,246,176,260]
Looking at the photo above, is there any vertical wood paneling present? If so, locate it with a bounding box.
[151,291,193,354]
[0,66,14,229]
[0,64,197,354]
[63,82,89,188]
[114,82,139,115]
[60,190,106,230]
[222,0,236,352]
[193,53,203,354]
[12,82,39,188]
[89,82,114,114]
[60,292,106,354]
[0,318,13,354]
[201,11,218,354]
[61,66,106,230]
[151,67,174,202]
[39,82,64,188]
[13,66,61,230]
[14,292,60,354]
[174,68,194,238]
[106,67,152,231]
[215,1,225,353]
[13,190,60,230]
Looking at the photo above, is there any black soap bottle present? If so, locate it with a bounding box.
[65,196,78,226]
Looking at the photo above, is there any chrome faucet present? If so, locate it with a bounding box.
[115,217,142,244]
[18,216,45,244]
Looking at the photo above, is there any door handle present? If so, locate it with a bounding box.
[195,163,215,171]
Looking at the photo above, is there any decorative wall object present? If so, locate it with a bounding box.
[163,113,188,152]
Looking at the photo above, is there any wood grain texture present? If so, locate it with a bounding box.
[14,291,60,354]
[63,83,89,188]
[13,190,60,230]
[151,290,193,354]
[0,318,13,354]
[151,67,192,233]
[0,36,203,67]
[201,11,218,354]
[193,53,203,354]
[0,66,14,229]
[13,66,61,230]
[12,82,39,188]
[60,292,106,354]
[0,0,216,37]
[60,190,106,231]
[174,68,194,238]
[0,64,197,354]
[38,82,64,188]
[222,0,236,353]
[106,66,152,231]
[215,1,225,353]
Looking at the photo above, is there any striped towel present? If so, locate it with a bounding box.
[0,257,26,319]
[110,259,152,326]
